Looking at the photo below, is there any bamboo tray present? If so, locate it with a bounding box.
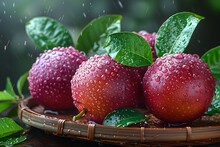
[18,97,220,146]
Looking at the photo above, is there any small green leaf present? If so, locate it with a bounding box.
[201,46,220,79]
[17,72,28,97]
[105,32,153,67]
[0,102,14,114]
[5,77,16,98]
[0,135,27,146]
[103,107,149,127]
[0,117,23,138]
[76,15,122,56]
[205,85,220,115]
[0,91,15,101]
[26,17,73,50]
[155,12,204,57]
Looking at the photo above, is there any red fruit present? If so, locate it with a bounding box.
[28,46,87,110]
[71,54,141,124]
[143,53,215,123]
[137,31,157,61]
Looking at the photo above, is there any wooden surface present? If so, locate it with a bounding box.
[14,127,220,147]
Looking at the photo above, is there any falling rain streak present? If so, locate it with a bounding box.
[118,0,123,8]
[83,12,87,18]
[2,1,5,7]
[4,40,10,51]
[58,15,64,21]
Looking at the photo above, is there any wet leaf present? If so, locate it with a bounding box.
[76,15,122,56]
[0,117,23,138]
[0,91,15,101]
[0,135,27,146]
[4,105,18,118]
[103,107,149,127]
[5,77,16,98]
[105,32,153,67]
[155,12,204,57]
[26,17,73,50]
[0,90,16,113]
[201,46,220,79]
[17,72,28,97]
[205,85,220,115]
[0,102,14,114]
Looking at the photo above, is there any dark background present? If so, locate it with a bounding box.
[0,0,220,91]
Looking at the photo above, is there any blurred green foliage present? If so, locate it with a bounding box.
[0,0,220,91]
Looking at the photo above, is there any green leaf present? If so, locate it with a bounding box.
[105,32,153,67]
[76,15,122,56]
[0,117,23,138]
[17,72,28,97]
[5,77,16,98]
[0,91,16,113]
[201,46,220,79]
[103,107,149,127]
[0,91,15,101]
[0,135,27,146]
[155,12,204,57]
[26,17,73,50]
[205,85,220,115]
[0,102,14,114]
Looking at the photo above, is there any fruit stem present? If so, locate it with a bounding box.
[72,108,87,121]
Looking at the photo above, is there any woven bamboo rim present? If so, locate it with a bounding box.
[18,97,220,146]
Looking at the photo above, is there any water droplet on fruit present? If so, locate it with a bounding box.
[162,69,168,73]
[156,61,162,66]
[105,69,110,75]
[111,72,115,77]
[101,75,106,80]
[174,53,183,59]
[182,65,190,70]
[86,83,89,88]
[155,76,160,82]
[97,64,103,69]
[114,68,119,72]
[193,54,200,59]
[56,56,61,61]
[170,66,175,71]
[56,77,62,82]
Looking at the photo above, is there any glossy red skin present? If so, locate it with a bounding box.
[71,54,141,124]
[143,53,215,123]
[28,47,87,110]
